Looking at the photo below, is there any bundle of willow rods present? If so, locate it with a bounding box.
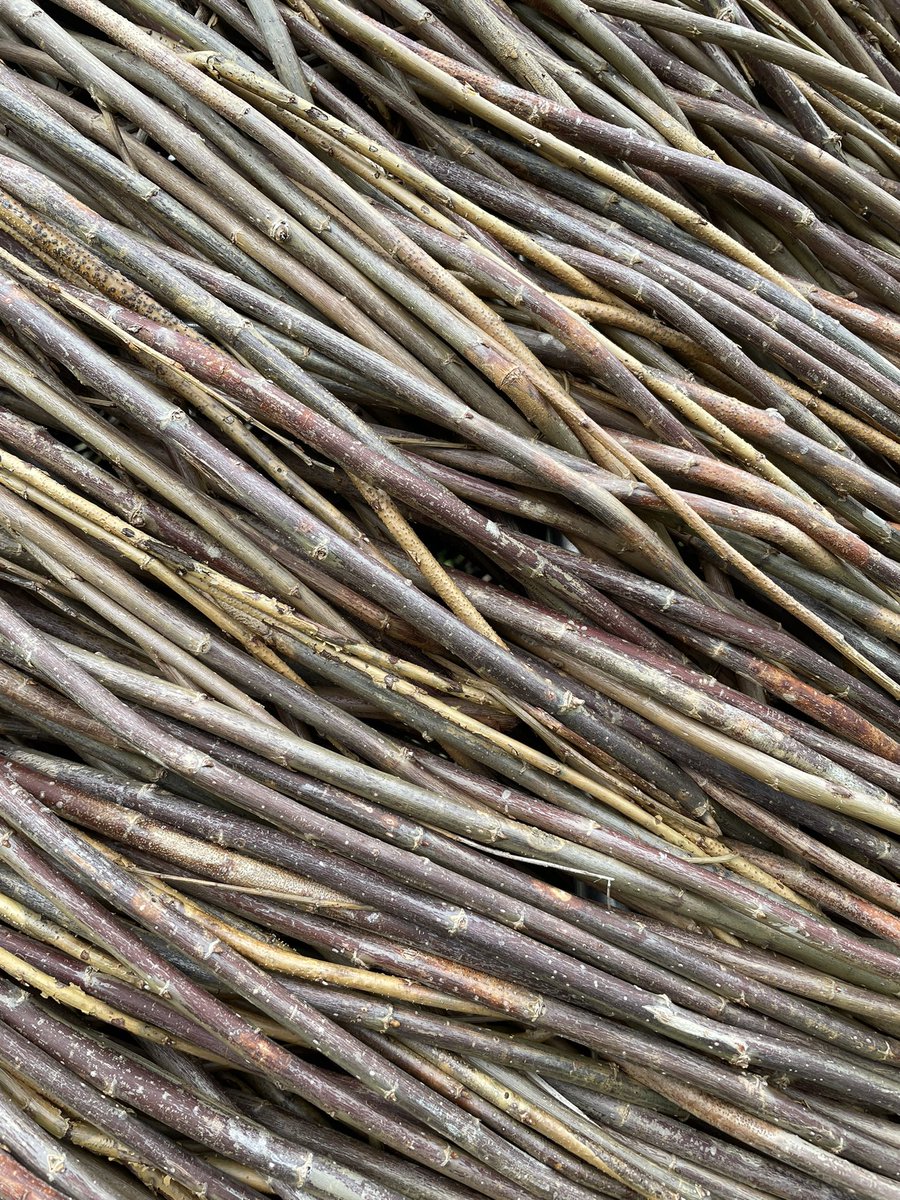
[0,0,898,1197]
